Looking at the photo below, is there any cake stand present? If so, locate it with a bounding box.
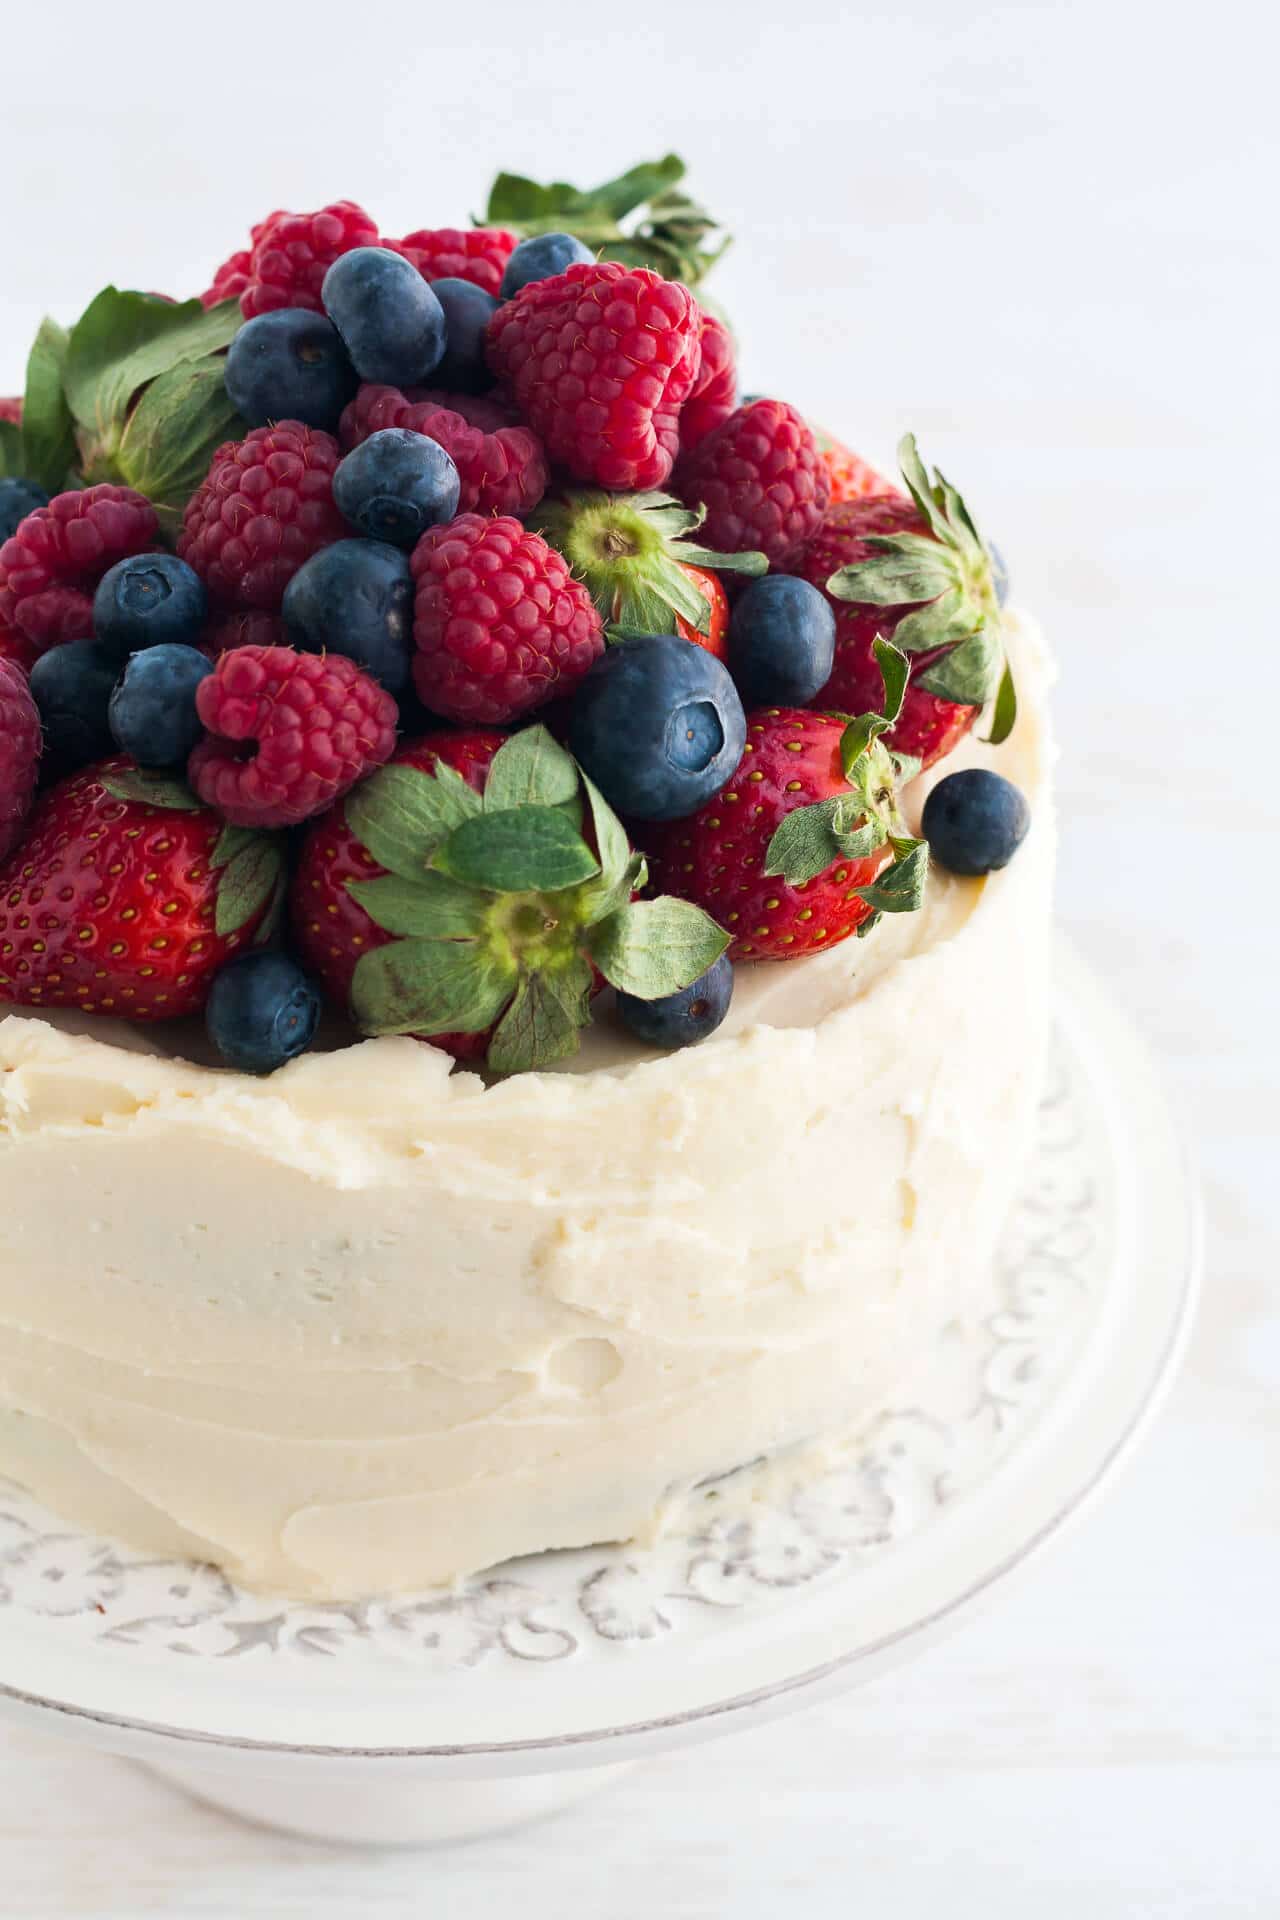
[0,939,1199,1847]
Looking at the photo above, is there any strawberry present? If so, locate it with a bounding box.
[291,724,727,1073]
[534,489,764,658]
[811,426,899,504]
[650,639,927,961]
[784,435,1015,770]
[0,761,286,1020]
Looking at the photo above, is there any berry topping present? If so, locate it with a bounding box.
[568,635,747,822]
[282,539,413,695]
[109,645,214,770]
[499,231,594,299]
[679,311,737,453]
[674,399,831,566]
[29,641,120,775]
[486,261,703,491]
[811,427,898,505]
[205,950,322,1074]
[615,949,733,1050]
[333,429,460,548]
[727,575,836,707]
[0,485,159,661]
[190,645,398,829]
[240,202,380,319]
[223,309,358,432]
[392,226,516,299]
[922,769,1030,876]
[0,758,285,1020]
[410,513,604,725]
[92,552,208,659]
[177,423,346,612]
[0,478,50,545]
[322,248,447,388]
[339,384,548,519]
[0,660,41,862]
[428,278,500,395]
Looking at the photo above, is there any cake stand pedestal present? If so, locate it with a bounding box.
[0,941,1199,1848]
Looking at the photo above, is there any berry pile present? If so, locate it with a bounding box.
[0,155,1028,1078]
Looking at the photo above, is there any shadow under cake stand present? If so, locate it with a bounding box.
[0,939,1200,1847]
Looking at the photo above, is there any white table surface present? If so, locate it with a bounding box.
[1,1,1275,1911]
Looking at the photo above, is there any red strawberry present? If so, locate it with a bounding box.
[391,227,517,298]
[533,489,764,657]
[651,662,927,962]
[0,659,41,861]
[486,261,703,491]
[0,760,285,1020]
[784,435,1011,771]
[673,399,831,566]
[680,311,737,452]
[811,426,899,505]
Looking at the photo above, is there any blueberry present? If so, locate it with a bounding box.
[282,538,414,695]
[0,478,49,543]
[429,278,499,394]
[333,430,460,549]
[29,641,120,774]
[616,951,733,1050]
[922,768,1030,876]
[569,636,747,822]
[224,308,358,432]
[988,541,1010,608]
[205,951,323,1075]
[321,247,446,387]
[92,553,207,659]
[499,232,593,300]
[728,576,836,706]
[108,644,213,770]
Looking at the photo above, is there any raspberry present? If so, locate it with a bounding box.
[239,202,380,319]
[0,397,22,426]
[486,261,703,491]
[198,211,283,308]
[177,423,346,612]
[190,646,398,829]
[392,226,516,298]
[812,427,899,505]
[0,658,40,860]
[410,514,604,725]
[203,610,289,655]
[680,311,737,452]
[339,383,548,518]
[674,399,831,566]
[0,484,159,661]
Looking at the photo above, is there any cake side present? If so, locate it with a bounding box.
[0,613,1053,1597]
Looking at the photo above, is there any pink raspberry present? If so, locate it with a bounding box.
[198,211,284,308]
[0,659,40,860]
[410,513,604,725]
[177,423,346,613]
[0,485,159,660]
[392,227,516,298]
[679,311,737,452]
[674,399,831,565]
[339,383,548,518]
[486,261,703,491]
[190,646,399,829]
[239,202,380,319]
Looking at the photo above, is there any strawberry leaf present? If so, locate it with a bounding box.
[434,807,600,893]
[486,960,594,1075]
[352,938,515,1039]
[0,422,25,479]
[577,771,636,920]
[855,840,929,915]
[839,637,909,775]
[982,658,1019,745]
[585,898,729,999]
[21,320,76,494]
[348,870,493,940]
[764,795,846,886]
[115,356,244,531]
[63,291,241,456]
[215,835,286,938]
[345,763,482,881]
[915,623,1001,706]
[482,726,580,813]
[100,769,201,811]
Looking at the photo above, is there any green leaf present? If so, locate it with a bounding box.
[827,534,957,608]
[764,796,844,885]
[21,320,76,494]
[351,938,516,1038]
[982,657,1019,745]
[575,770,637,921]
[839,637,910,775]
[915,623,1001,707]
[485,959,594,1075]
[344,763,482,881]
[855,840,929,915]
[114,356,243,531]
[434,806,600,894]
[486,155,685,228]
[0,421,24,480]
[585,898,729,999]
[482,726,581,814]
[347,870,493,940]
[896,432,951,546]
[211,823,259,870]
[215,836,285,938]
[677,544,768,578]
[100,769,201,811]
[62,290,241,451]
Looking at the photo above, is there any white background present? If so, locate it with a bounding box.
[1,0,1276,1911]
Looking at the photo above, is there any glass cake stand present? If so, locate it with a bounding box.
[0,938,1200,1847]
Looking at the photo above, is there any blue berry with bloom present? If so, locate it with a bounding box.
[205,952,323,1075]
[922,768,1030,876]
[616,951,733,1049]
[92,553,207,659]
[224,309,357,432]
[109,645,213,770]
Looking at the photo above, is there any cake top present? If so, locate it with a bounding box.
[0,156,1030,1077]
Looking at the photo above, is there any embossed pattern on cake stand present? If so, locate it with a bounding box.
[0,942,1200,1847]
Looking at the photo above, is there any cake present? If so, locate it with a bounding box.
[0,159,1052,1599]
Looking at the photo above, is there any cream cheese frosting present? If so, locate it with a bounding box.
[0,612,1055,1598]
